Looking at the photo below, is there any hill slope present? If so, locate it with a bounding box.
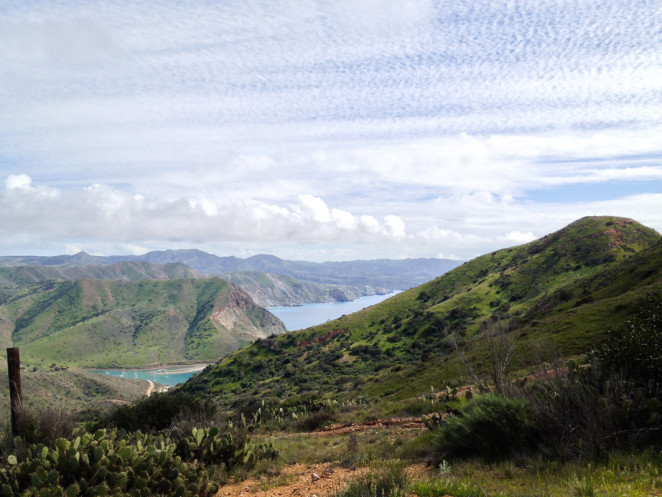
[1,278,285,368]
[0,251,462,300]
[0,261,203,288]
[178,216,662,402]
[219,271,384,307]
[0,261,385,308]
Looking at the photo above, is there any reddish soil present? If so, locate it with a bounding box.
[215,463,430,497]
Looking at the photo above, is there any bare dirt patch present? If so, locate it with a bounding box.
[315,416,425,437]
[216,463,369,497]
[216,463,431,497]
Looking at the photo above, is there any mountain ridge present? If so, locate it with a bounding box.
[0,251,462,292]
[178,216,662,402]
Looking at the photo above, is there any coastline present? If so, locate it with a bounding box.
[85,363,209,375]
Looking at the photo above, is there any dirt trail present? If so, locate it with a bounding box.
[216,463,430,497]
[314,416,424,437]
[216,463,368,497]
[215,417,430,497]
[145,380,154,397]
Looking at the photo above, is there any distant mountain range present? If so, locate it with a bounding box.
[0,251,461,368]
[0,251,462,306]
[178,216,662,402]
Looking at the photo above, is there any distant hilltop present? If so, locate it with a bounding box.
[0,251,463,305]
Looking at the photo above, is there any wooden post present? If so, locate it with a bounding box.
[7,347,22,437]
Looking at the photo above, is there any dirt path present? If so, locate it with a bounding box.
[145,380,154,397]
[215,417,430,497]
[215,463,368,497]
[216,463,429,497]
[314,416,425,437]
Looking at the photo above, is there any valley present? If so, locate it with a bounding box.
[180,216,662,402]
[0,252,461,307]
[1,216,661,496]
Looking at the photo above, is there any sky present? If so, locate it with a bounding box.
[1,0,661,262]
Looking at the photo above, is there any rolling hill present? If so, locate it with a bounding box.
[0,251,462,302]
[0,261,203,289]
[178,216,662,403]
[0,261,386,308]
[219,271,385,307]
[1,278,286,368]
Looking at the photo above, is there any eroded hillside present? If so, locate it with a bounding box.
[1,278,285,368]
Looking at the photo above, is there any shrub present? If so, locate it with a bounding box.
[335,464,409,497]
[525,360,662,460]
[294,409,336,432]
[107,392,216,432]
[433,393,533,462]
[3,408,75,453]
[593,294,662,395]
[521,296,662,461]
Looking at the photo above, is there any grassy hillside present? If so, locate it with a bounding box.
[0,261,202,287]
[179,216,661,402]
[0,262,203,306]
[1,278,286,369]
[0,368,148,419]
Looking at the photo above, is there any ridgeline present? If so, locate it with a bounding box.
[179,216,662,402]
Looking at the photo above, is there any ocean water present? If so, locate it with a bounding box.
[268,291,399,331]
[90,367,200,386]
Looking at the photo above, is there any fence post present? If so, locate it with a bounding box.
[7,347,22,437]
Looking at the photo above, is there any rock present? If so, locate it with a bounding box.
[311,473,321,482]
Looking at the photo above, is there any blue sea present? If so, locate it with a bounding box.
[268,291,399,331]
[90,367,203,386]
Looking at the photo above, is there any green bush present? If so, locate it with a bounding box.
[108,392,216,432]
[334,464,409,497]
[294,410,336,432]
[525,360,662,460]
[433,393,533,462]
[594,293,662,395]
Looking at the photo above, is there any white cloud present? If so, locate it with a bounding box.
[5,174,32,190]
[504,231,537,245]
[64,244,83,255]
[0,177,410,252]
[296,194,331,223]
[122,244,149,256]
[0,1,660,260]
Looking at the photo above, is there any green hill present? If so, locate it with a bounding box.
[178,216,662,402]
[1,278,286,368]
[0,261,203,287]
[0,368,148,418]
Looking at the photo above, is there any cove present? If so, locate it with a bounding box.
[268,291,400,331]
[89,365,206,386]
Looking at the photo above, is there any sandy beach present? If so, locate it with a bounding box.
[89,363,210,374]
[148,364,209,375]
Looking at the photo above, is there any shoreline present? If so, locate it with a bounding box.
[85,363,209,375]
